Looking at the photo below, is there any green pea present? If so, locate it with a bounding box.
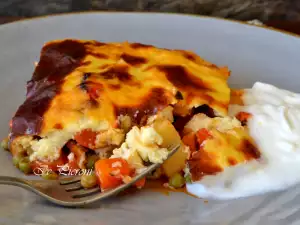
[81,173,98,189]
[18,158,32,174]
[168,173,185,188]
[185,174,192,183]
[1,138,9,151]
[42,172,58,180]
[12,156,22,168]
[86,155,99,170]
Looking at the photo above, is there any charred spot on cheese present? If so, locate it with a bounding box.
[114,88,170,125]
[175,91,184,100]
[32,40,86,82]
[239,139,261,160]
[83,73,91,80]
[181,51,197,62]
[88,99,100,108]
[79,73,92,91]
[121,53,147,66]
[32,135,42,140]
[158,65,213,92]
[108,84,121,90]
[11,40,87,137]
[193,105,215,118]
[173,104,215,133]
[100,66,132,82]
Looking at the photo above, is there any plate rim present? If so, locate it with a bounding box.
[0,11,299,39]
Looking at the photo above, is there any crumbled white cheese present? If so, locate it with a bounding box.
[94,128,125,148]
[111,142,145,169]
[111,126,169,166]
[184,113,241,134]
[30,130,71,162]
[139,126,163,146]
[126,126,168,163]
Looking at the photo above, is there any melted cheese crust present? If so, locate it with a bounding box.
[40,40,231,135]
[10,40,231,163]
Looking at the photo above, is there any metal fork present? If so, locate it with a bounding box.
[0,144,180,207]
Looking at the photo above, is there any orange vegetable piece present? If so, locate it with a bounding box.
[95,158,132,190]
[196,128,212,146]
[182,132,197,152]
[236,112,252,125]
[134,177,146,188]
[74,129,98,149]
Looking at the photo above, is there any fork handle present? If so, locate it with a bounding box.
[0,176,30,189]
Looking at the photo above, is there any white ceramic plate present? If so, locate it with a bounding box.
[0,12,300,225]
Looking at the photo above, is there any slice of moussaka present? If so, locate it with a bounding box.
[5,39,231,190]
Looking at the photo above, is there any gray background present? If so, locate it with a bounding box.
[0,0,299,22]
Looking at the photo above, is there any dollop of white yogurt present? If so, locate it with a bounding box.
[186,82,300,199]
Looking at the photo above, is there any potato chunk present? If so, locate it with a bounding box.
[152,118,189,177]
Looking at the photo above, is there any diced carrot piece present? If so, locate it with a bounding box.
[95,158,132,190]
[196,128,212,146]
[134,177,146,188]
[182,132,197,152]
[236,112,252,125]
[74,129,98,149]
